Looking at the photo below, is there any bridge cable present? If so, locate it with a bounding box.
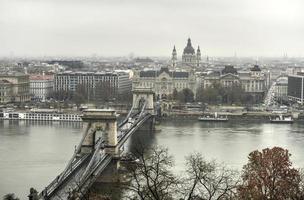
[57,122,92,183]
[78,135,104,186]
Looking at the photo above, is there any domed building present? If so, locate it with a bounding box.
[132,38,203,100]
[171,38,201,69]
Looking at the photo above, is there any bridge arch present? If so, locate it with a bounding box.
[132,87,154,114]
[81,109,118,154]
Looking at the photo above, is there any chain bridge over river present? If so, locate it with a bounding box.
[36,88,155,200]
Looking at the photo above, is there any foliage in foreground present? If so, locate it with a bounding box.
[4,147,303,200]
[2,194,19,200]
[238,147,303,200]
[122,145,304,200]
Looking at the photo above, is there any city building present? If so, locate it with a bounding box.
[201,65,269,102]
[273,76,288,102]
[0,80,13,104]
[288,73,304,104]
[171,38,201,69]
[0,73,31,103]
[30,74,54,101]
[54,71,132,95]
[240,65,269,95]
[132,66,196,99]
[286,66,304,76]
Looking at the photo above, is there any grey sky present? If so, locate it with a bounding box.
[0,0,303,57]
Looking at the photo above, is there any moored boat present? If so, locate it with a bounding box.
[0,109,82,122]
[198,112,228,122]
[270,115,293,123]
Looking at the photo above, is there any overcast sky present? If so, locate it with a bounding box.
[0,0,304,57]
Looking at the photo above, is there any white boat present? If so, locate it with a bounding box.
[198,112,228,122]
[270,115,293,124]
[0,109,82,122]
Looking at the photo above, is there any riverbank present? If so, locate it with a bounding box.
[162,110,304,121]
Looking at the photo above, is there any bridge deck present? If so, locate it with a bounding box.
[48,154,111,200]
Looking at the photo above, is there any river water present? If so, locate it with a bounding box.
[1,119,304,198]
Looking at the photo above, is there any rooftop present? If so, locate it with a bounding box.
[250,65,262,72]
[139,67,189,78]
[0,72,28,77]
[57,71,127,76]
[222,65,238,75]
[0,80,12,84]
[30,74,54,80]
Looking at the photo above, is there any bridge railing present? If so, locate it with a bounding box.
[39,153,90,198]
[55,123,94,185]
[76,154,112,198]
[79,138,105,184]
[118,104,135,127]
[118,112,152,147]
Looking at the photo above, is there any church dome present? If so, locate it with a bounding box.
[222,65,238,75]
[183,38,195,54]
[250,65,261,72]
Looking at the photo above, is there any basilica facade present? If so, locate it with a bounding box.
[132,38,202,99]
[172,38,201,69]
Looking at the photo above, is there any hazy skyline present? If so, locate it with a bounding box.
[0,0,304,58]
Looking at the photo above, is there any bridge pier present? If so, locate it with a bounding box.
[95,159,121,183]
[81,109,119,156]
[133,87,154,115]
[138,115,155,132]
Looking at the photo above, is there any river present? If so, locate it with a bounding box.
[1,119,304,198]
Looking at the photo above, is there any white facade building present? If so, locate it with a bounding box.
[0,80,12,104]
[201,65,269,102]
[0,73,31,102]
[30,74,54,101]
[54,71,132,94]
[132,67,196,99]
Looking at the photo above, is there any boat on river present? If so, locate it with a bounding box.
[0,109,82,122]
[270,115,293,124]
[198,112,228,122]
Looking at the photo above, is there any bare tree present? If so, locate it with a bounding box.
[73,83,88,108]
[2,194,19,200]
[28,188,39,200]
[50,90,73,101]
[177,88,194,103]
[180,153,239,200]
[88,192,111,200]
[117,90,133,104]
[123,144,178,200]
[95,80,116,103]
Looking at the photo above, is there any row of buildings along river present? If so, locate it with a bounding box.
[1,38,304,106]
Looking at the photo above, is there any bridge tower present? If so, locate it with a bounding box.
[132,87,154,114]
[81,109,118,155]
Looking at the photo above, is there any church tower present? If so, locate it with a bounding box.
[171,45,177,69]
[182,38,197,68]
[196,46,201,67]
